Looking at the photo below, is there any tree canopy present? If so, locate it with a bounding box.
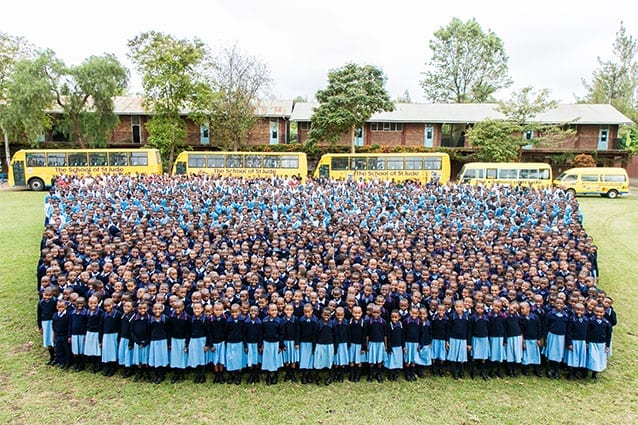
[420,18,512,103]
[308,63,393,152]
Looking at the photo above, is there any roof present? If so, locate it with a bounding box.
[289,102,634,125]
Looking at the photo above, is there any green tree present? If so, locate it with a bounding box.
[309,63,393,153]
[421,18,512,103]
[395,89,412,103]
[48,54,128,148]
[128,31,209,166]
[466,119,522,162]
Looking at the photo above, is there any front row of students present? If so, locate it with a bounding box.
[39,289,613,385]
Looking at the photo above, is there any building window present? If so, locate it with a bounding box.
[131,116,142,144]
[299,121,311,130]
[370,122,403,132]
[524,129,534,140]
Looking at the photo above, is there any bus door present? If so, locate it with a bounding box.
[12,159,26,186]
[318,164,329,178]
[174,161,187,175]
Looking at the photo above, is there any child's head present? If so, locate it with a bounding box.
[123,300,134,314]
[475,302,485,315]
[249,305,259,319]
[192,302,204,317]
[153,302,164,317]
[103,298,113,313]
[390,310,400,323]
[88,295,99,311]
[173,300,184,315]
[508,302,519,315]
[284,303,294,318]
[419,307,428,321]
[519,301,530,316]
[436,304,446,317]
[409,306,419,319]
[268,303,278,318]
[56,300,67,313]
[594,304,605,320]
[321,307,331,322]
[303,303,314,318]
[137,302,149,315]
[335,307,345,321]
[574,302,585,317]
[454,300,464,316]
[352,305,363,320]
[371,305,381,319]
[492,299,502,313]
[43,287,54,301]
[213,302,225,318]
[230,303,240,319]
[75,297,86,310]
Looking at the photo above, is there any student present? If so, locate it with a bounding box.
[117,301,135,377]
[37,287,57,365]
[402,307,421,381]
[333,307,350,382]
[99,298,121,377]
[208,302,228,383]
[261,304,284,385]
[417,307,432,377]
[224,304,245,385]
[148,302,170,384]
[188,302,209,384]
[430,304,449,377]
[384,310,404,381]
[519,301,542,377]
[566,302,588,379]
[602,297,617,357]
[281,303,300,382]
[130,302,151,382]
[488,299,506,378]
[586,304,612,380]
[168,300,189,383]
[544,298,569,379]
[298,303,317,384]
[313,307,336,385]
[52,300,71,369]
[84,295,104,373]
[348,305,367,382]
[69,297,88,371]
[504,302,523,377]
[366,305,387,383]
[447,300,471,379]
[469,302,490,380]
[244,305,263,384]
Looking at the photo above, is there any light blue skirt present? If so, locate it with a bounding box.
[544,332,565,362]
[208,342,226,366]
[170,338,187,369]
[489,337,505,362]
[404,341,420,364]
[118,337,133,367]
[447,338,468,362]
[384,346,404,369]
[505,335,523,363]
[101,333,118,362]
[262,341,283,371]
[431,339,447,361]
[282,340,299,364]
[566,340,587,368]
[188,337,207,368]
[313,343,334,369]
[42,320,54,347]
[225,342,246,371]
[84,331,101,356]
[334,342,349,366]
[148,340,169,367]
[367,341,386,364]
[349,343,366,364]
[522,339,541,365]
[246,342,261,367]
[417,345,432,366]
[587,342,607,372]
[132,343,149,365]
[471,337,490,360]
[71,334,85,355]
[299,342,314,369]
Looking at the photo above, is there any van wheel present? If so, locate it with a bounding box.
[28,178,45,191]
[565,188,576,197]
[607,189,618,199]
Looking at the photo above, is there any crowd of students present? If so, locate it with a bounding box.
[36,174,616,384]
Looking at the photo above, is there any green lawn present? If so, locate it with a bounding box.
[0,189,636,425]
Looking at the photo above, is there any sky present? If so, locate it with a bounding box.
[3,0,637,104]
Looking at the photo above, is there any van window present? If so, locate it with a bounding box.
[498,169,518,179]
[486,168,497,179]
[562,174,578,183]
[603,174,626,183]
[581,174,599,182]
[519,169,538,179]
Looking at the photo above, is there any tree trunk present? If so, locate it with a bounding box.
[71,112,84,148]
[2,124,10,170]
[350,125,355,154]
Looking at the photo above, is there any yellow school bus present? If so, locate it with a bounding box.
[8,148,163,191]
[171,151,308,180]
[456,162,553,189]
[313,152,451,184]
[553,167,629,198]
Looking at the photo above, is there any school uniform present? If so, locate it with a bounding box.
[130,313,151,365]
[52,309,71,367]
[403,317,421,365]
[243,317,263,367]
[70,308,88,356]
[366,317,387,365]
[384,321,404,370]
[488,311,506,362]
[470,313,490,360]
[447,312,470,363]
[224,316,246,371]
[118,312,135,367]
[313,319,336,370]
[188,315,209,368]
[167,311,190,370]
[84,309,103,357]
[504,313,523,364]
[281,315,300,364]
[566,315,588,368]
[208,315,228,366]
[519,313,542,365]
[348,318,367,365]
[99,309,122,363]
[604,307,617,357]
[37,297,57,348]
[544,309,568,363]
[417,319,433,366]
[587,317,612,373]
[148,315,170,367]
[298,315,318,370]
[261,316,284,372]
[430,315,449,361]
[333,319,350,367]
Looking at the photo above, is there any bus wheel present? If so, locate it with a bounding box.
[28,178,45,191]
[566,188,576,197]
[607,189,618,199]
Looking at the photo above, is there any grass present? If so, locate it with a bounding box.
[0,188,637,425]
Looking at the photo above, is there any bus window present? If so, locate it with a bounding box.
[245,155,263,168]
[539,169,550,180]
[604,174,626,182]
[26,153,46,167]
[519,169,538,179]
[281,155,299,169]
[424,158,442,170]
[368,157,384,170]
[331,157,348,170]
[130,152,148,166]
[582,174,599,182]
[387,157,403,170]
[108,152,128,166]
[68,152,88,166]
[350,157,367,170]
[263,156,280,168]
[47,153,67,167]
[498,169,518,179]
[226,154,243,168]
[207,155,224,168]
[89,153,107,166]
[486,168,497,179]
[405,158,422,170]
[188,154,206,168]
